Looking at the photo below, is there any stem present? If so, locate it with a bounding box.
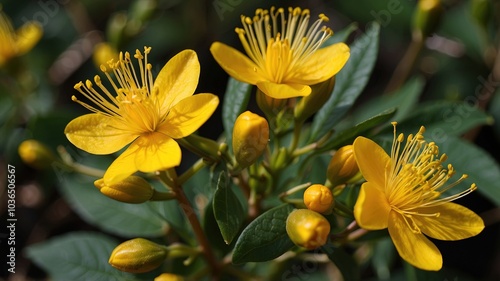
[177,158,206,185]
[385,32,425,93]
[289,121,302,153]
[164,176,219,277]
[71,162,105,178]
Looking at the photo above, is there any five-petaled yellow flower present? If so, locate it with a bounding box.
[353,122,484,271]
[210,7,350,99]
[0,8,42,66]
[65,48,219,185]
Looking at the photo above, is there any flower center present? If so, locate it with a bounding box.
[386,122,477,233]
[235,7,332,83]
[72,47,163,135]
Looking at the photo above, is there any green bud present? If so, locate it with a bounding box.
[294,77,335,123]
[412,0,443,39]
[256,88,286,119]
[18,140,57,169]
[94,176,154,204]
[232,111,269,168]
[109,238,167,273]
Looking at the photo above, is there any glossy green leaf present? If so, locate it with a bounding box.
[383,100,493,139]
[26,232,137,281]
[322,244,360,281]
[213,170,246,244]
[309,22,380,142]
[439,136,500,206]
[222,77,252,151]
[320,108,396,152]
[232,204,295,264]
[351,76,424,124]
[59,174,167,238]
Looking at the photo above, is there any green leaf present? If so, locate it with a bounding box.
[222,77,252,151]
[232,204,295,264]
[323,22,359,46]
[213,170,246,244]
[320,108,396,152]
[26,232,137,281]
[439,137,500,206]
[383,100,493,138]
[322,244,360,281]
[59,174,167,238]
[351,76,425,124]
[372,237,397,280]
[309,22,380,142]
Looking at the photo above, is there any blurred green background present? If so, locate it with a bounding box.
[1,0,499,280]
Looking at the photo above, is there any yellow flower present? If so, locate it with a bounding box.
[353,122,484,271]
[210,7,350,99]
[65,48,219,185]
[0,8,42,66]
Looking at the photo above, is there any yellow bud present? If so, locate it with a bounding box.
[92,42,119,69]
[294,77,335,123]
[94,176,153,204]
[327,145,360,187]
[286,209,331,249]
[109,238,167,273]
[303,184,334,214]
[154,273,185,281]
[18,140,56,169]
[232,111,269,168]
[412,0,443,39]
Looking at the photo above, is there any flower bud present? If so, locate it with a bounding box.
[18,140,56,169]
[232,111,269,168]
[109,238,167,273]
[94,176,154,204]
[327,145,360,187]
[286,209,331,249]
[294,77,335,123]
[155,273,185,281]
[93,42,118,69]
[412,0,443,39]
[303,184,334,214]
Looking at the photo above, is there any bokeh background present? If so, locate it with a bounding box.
[1,0,500,280]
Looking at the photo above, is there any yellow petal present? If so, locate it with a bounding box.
[289,43,350,85]
[103,133,181,185]
[256,81,311,99]
[210,42,266,85]
[388,211,442,271]
[159,94,219,139]
[354,182,391,230]
[414,203,484,241]
[16,21,43,55]
[65,114,137,155]
[153,50,200,113]
[353,136,390,188]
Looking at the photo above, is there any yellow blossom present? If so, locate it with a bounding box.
[210,7,350,99]
[353,122,484,271]
[64,48,219,185]
[0,8,42,66]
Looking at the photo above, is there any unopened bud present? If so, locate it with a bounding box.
[286,209,331,249]
[95,176,153,204]
[294,77,335,123]
[155,273,185,281]
[303,184,334,214]
[109,238,167,273]
[93,42,118,69]
[18,140,56,169]
[327,145,360,187]
[232,111,269,168]
[412,0,443,39]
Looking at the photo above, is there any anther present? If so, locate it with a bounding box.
[85,79,93,89]
[74,81,83,89]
